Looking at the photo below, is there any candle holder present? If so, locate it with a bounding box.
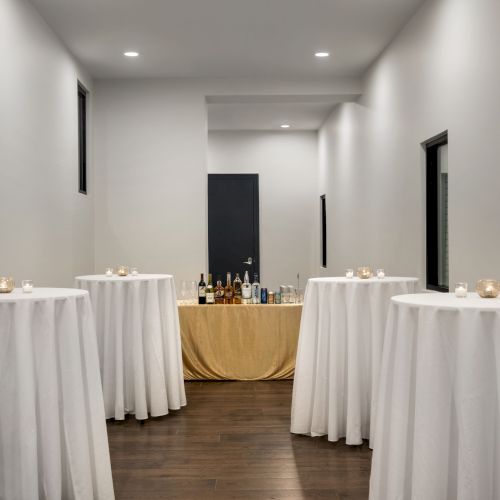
[0,277,15,293]
[117,266,129,277]
[22,280,34,293]
[131,267,139,276]
[105,267,114,277]
[476,279,500,298]
[376,269,385,279]
[454,282,468,298]
[346,268,354,279]
[357,267,373,279]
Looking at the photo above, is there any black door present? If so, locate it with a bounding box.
[208,174,260,284]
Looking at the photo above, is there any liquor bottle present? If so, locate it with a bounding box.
[251,273,260,304]
[242,270,252,304]
[233,273,242,304]
[198,273,206,304]
[224,272,234,304]
[206,273,215,304]
[215,276,225,304]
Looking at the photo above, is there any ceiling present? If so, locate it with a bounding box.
[30,0,425,80]
[207,94,358,131]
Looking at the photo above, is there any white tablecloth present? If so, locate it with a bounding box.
[370,293,500,500]
[75,274,186,420]
[0,288,114,500]
[291,276,418,445]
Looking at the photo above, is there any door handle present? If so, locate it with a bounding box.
[243,257,253,265]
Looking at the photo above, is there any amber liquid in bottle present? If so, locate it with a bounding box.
[233,273,242,304]
[215,277,225,304]
[224,272,234,304]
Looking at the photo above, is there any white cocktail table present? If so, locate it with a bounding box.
[291,276,418,445]
[370,292,500,500]
[0,288,114,499]
[75,274,186,420]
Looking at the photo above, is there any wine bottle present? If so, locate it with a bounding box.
[233,273,242,304]
[215,276,225,304]
[224,272,234,304]
[251,273,260,304]
[206,273,215,304]
[242,270,252,303]
[198,273,206,305]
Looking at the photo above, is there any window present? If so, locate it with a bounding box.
[425,132,448,292]
[320,195,327,268]
[78,82,88,194]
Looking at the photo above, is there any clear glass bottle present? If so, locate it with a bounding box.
[215,276,225,304]
[224,272,234,304]
[233,273,242,304]
[198,273,206,304]
[252,273,260,304]
[206,273,215,304]
[242,270,252,303]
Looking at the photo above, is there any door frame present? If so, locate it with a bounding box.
[208,173,260,280]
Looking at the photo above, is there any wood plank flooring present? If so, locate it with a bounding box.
[107,381,372,499]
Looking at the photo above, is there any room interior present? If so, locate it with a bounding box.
[2,0,500,498]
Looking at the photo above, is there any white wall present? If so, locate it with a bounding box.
[93,80,208,285]
[318,0,500,288]
[92,78,358,288]
[208,131,318,291]
[0,0,93,287]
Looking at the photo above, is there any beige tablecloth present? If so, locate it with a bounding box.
[178,304,302,380]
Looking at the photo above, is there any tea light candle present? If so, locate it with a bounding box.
[357,267,373,279]
[0,277,14,293]
[117,266,129,277]
[22,280,34,293]
[454,282,468,298]
[131,267,138,276]
[376,269,385,279]
[476,279,500,298]
[346,268,354,279]
[105,268,113,277]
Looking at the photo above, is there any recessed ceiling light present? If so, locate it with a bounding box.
[280,124,291,129]
[124,51,139,57]
[315,52,330,58]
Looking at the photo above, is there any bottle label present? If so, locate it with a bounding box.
[199,286,206,297]
[242,285,252,299]
[206,292,215,303]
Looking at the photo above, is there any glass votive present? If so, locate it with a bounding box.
[346,268,354,279]
[287,285,295,304]
[454,282,468,298]
[131,267,139,276]
[0,277,15,293]
[22,280,34,293]
[295,288,304,304]
[476,279,500,298]
[117,266,129,277]
[105,267,113,276]
[376,269,385,279]
[357,267,373,279]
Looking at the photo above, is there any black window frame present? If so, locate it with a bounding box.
[425,131,448,292]
[78,82,88,195]
[320,195,327,268]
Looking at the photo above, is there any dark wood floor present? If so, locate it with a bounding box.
[107,381,372,499]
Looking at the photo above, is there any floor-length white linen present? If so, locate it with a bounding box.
[0,288,114,500]
[75,274,186,420]
[291,277,418,445]
[370,293,500,500]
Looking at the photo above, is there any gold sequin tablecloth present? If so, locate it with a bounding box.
[178,304,302,380]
